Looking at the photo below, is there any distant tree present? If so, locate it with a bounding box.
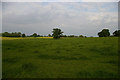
[52,28,63,39]
[48,34,52,37]
[2,32,22,37]
[32,33,38,37]
[18,32,22,37]
[60,34,67,37]
[22,33,26,37]
[98,29,110,37]
[37,35,40,37]
[0,33,2,37]
[64,35,67,37]
[2,32,9,37]
[68,35,75,37]
[40,35,43,37]
[113,30,120,37]
[79,35,84,37]
[43,35,47,37]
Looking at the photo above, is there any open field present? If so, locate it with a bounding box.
[2,37,119,78]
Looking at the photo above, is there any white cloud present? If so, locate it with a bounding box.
[2,0,81,2]
[2,0,120,2]
[2,2,118,36]
[0,2,2,33]
[82,0,119,2]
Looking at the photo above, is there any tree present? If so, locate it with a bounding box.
[48,34,52,37]
[60,34,67,37]
[79,35,84,37]
[18,32,22,37]
[68,35,74,37]
[2,32,9,37]
[37,35,40,37]
[0,33,2,37]
[98,29,110,37]
[113,30,120,37]
[2,32,22,37]
[32,33,37,37]
[52,28,63,39]
[22,33,26,37]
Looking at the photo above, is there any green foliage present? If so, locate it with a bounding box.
[2,37,118,78]
[79,35,84,37]
[52,28,63,39]
[60,34,67,37]
[0,33,2,37]
[2,32,43,37]
[2,32,22,37]
[48,34,52,37]
[22,34,26,37]
[68,35,75,37]
[98,29,110,37]
[32,33,38,37]
[113,30,120,37]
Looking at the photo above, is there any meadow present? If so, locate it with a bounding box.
[2,37,119,78]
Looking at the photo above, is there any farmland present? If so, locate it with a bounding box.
[2,37,119,78]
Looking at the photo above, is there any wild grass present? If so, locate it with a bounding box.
[2,37,119,78]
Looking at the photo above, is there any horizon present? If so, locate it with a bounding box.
[0,28,118,37]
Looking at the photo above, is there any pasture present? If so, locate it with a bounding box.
[2,37,119,78]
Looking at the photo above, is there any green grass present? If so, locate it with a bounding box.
[2,37,119,78]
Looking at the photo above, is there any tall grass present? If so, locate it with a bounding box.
[2,37,119,78]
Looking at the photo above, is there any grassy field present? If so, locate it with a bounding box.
[2,37,119,78]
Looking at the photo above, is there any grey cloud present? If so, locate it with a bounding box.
[2,0,120,2]
[2,2,118,36]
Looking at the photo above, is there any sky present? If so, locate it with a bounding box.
[1,0,120,2]
[1,2,118,37]
[0,2,1,34]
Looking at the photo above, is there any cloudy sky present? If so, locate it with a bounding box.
[2,2,118,37]
[2,0,120,2]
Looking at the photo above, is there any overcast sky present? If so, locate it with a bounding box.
[2,2,118,37]
[2,0,120,2]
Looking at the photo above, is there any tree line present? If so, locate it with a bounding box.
[0,28,120,39]
[1,32,43,37]
[98,29,120,37]
[0,29,87,38]
[52,28,120,39]
[0,31,85,38]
